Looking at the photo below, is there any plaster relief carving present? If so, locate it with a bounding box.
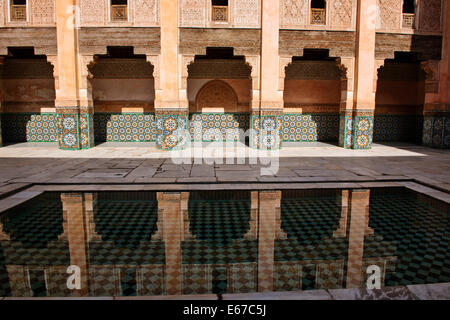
[419,0,442,32]
[180,0,206,27]
[280,0,307,28]
[134,0,159,26]
[330,0,353,28]
[234,0,260,27]
[80,0,106,26]
[195,80,238,112]
[0,0,4,26]
[376,0,402,30]
[30,0,55,25]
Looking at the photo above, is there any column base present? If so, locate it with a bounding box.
[422,114,450,149]
[250,110,283,150]
[339,111,374,149]
[57,108,95,150]
[155,109,189,150]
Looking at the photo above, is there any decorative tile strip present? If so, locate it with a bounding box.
[99,113,156,143]
[281,114,339,142]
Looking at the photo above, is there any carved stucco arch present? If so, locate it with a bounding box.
[194,80,238,113]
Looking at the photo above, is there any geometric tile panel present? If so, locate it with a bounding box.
[100,113,156,143]
[156,114,188,150]
[353,116,374,149]
[58,113,80,150]
[339,115,353,148]
[373,115,423,143]
[251,115,282,150]
[422,115,450,149]
[1,113,32,143]
[282,114,339,142]
[189,113,250,142]
[26,114,59,142]
[80,113,94,149]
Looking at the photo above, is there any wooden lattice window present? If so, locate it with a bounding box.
[402,0,415,28]
[310,0,326,25]
[111,0,128,22]
[212,0,228,22]
[10,0,27,22]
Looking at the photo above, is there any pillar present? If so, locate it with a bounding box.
[346,189,371,288]
[60,193,90,296]
[155,0,188,150]
[257,190,282,292]
[340,0,376,149]
[157,192,189,295]
[423,1,450,148]
[55,0,94,149]
[251,0,283,150]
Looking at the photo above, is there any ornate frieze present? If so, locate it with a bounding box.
[419,0,443,33]
[90,59,154,79]
[285,60,342,80]
[330,0,354,28]
[134,0,159,26]
[30,0,55,25]
[80,0,106,26]
[187,59,251,79]
[376,0,402,30]
[280,0,307,28]
[180,0,207,27]
[234,0,260,27]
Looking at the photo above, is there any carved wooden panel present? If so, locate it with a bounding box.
[234,0,260,27]
[180,0,207,27]
[30,0,55,25]
[80,0,106,26]
[196,80,238,111]
[188,59,251,79]
[376,0,402,30]
[419,0,442,33]
[330,0,354,28]
[280,0,308,28]
[134,0,159,26]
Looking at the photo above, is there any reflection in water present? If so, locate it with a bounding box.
[0,188,448,297]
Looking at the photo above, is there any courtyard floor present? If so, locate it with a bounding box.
[0,141,448,197]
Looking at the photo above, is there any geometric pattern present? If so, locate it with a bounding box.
[58,113,80,150]
[423,115,450,149]
[80,113,94,149]
[188,113,249,142]
[339,115,353,148]
[103,113,156,143]
[26,114,59,142]
[374,115,423,143]
[282,114,339,142]
[156,114,188,150]
[353,115,374,149]
[251,115,282,150]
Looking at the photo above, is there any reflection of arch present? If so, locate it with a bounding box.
[194,80,238,113]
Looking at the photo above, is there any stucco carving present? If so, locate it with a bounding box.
[80,0,106,26]
[188,59,251,79]
[330,0,353,28]
[90,59,154,79]
[419,0,442,33]
[195,80,238,112]
[30,0,55,25]
[180,0,207,27]
[234,0,260,27]
[280,0,307,28]
[134,0,159,26]
[285,60,342,80]
[376,0,402,30]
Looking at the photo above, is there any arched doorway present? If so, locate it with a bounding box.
[187,47,252,142]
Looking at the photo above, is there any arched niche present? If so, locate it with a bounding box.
[194,80,238,113]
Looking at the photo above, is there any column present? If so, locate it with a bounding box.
[424,1,450,148]
[345,189,371,288]
[155,0,188,150]
[340,0,376,149]
[251,0,283,150]
[60,193,90,297]
[157,192,187,295]
[55,0,94,149]
[257,190,282,292]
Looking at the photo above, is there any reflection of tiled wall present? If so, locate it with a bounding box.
[94,113,156,143]
[282,114,339,142]
[188,113,249,141]
[373,115,423,143]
